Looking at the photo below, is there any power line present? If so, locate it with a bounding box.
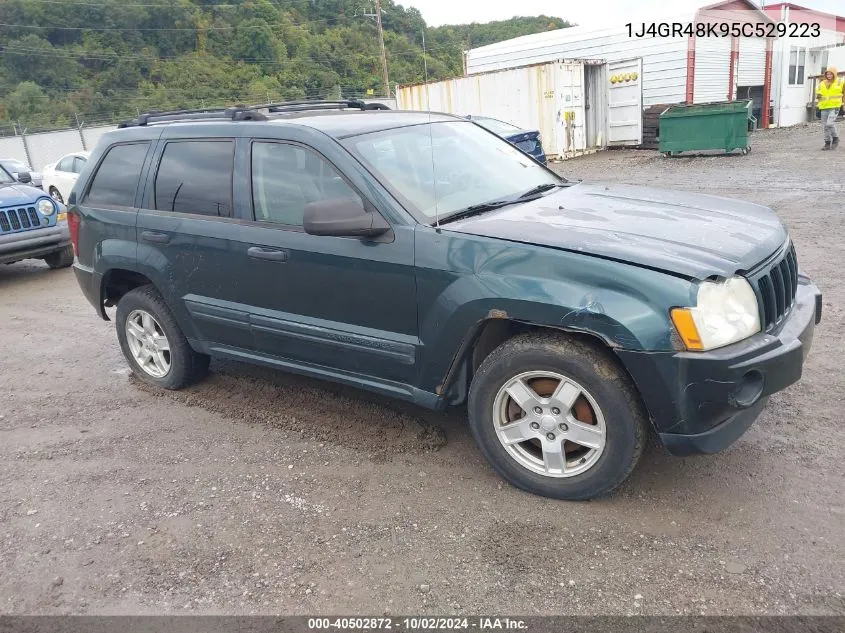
[0,21,274,31]
[0,0,299,8]
[0,17,351,31]
[1,41,465,65]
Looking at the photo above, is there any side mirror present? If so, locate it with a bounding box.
[17,171,32,184]
[303,197,391,238]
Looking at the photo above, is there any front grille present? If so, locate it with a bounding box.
[754,244,798,330]
[0,207,43,234]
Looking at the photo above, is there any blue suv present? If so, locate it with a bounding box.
[0,163,73,268]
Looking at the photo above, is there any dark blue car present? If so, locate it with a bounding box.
[465,115,547,164]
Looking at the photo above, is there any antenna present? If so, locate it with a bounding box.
[422,26,440,229]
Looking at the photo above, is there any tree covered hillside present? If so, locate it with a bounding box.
[0,0,569,130]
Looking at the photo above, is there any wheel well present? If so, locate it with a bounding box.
[103,269,153,309]
[443,319,627,406]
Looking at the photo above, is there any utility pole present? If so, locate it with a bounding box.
[372,0,390,97]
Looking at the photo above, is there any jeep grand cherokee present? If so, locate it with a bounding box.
[68,101,821,500]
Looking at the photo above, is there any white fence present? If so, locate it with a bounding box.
[0,98,400,173]
[0,124,116,172]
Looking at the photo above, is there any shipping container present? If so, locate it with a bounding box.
[396,59,644,160]
[464,23,691,107]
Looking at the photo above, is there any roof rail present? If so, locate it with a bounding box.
[117,99,391,128]
[118,105,268,128]
[264,99,391,113]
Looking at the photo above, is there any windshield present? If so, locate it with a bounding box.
[1,159,29,173]
[472,117,523,136]
[345,121,560,222]
[0,166,15,185]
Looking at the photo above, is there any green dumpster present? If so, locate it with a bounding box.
[659,100,752,157]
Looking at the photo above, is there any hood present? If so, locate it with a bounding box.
[443,182,787,279]
[0,183,50,206]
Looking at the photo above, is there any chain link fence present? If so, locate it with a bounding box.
[0,97,397,172]
[0,121,132,172]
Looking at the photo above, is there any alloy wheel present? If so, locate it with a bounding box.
[492,371,607,478]
[124,309,172,378]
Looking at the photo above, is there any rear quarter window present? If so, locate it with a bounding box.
[84,142,150,208]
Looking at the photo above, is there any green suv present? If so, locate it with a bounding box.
[69,101,821,500]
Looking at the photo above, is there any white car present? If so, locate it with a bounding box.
[42,151,90,204]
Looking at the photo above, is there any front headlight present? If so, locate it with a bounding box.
[671,276,761,351]
[37,198,56,216]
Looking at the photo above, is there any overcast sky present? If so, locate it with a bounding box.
[409,0,844,28]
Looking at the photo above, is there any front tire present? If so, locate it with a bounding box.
[467,332,647,500]
[115,285,209,390]
[44,245,74,269]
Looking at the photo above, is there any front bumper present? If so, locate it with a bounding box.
[617,276,821,456]
[0,224,70,265]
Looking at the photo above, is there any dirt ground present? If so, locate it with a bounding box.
[1,122,843,616]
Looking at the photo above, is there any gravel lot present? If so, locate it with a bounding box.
[1,122,843,616]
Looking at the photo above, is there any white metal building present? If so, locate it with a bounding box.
[462,0,845,130]
[463,24,691,108]
[465,1,776,120]
[764,4,845,127]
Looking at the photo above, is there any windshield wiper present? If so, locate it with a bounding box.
[518,182,564,199]
[437,182,566,226]
[437,199,522,225]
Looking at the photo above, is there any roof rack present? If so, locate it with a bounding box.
[264,99,391,113]
[117,105,267,128]
[117,99,391,128]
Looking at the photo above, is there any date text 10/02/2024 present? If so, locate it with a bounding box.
[307,618,528,630]
[627,22,821,38]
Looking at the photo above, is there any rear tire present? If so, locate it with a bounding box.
[44,245,74,269]
[467,332,647,500]
[115,285,209,390]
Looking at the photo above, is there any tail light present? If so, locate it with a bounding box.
[67,209,80,256]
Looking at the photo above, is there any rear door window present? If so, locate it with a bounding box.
[154,140,234,217]
[85,143,150,207]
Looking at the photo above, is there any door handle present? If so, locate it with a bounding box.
[248,246,288,262]
[141,231,170,244]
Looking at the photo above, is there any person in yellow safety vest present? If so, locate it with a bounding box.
[816,66,844,150]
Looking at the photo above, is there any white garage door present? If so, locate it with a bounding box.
[694,36,733,103]
[738,37,767,86]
